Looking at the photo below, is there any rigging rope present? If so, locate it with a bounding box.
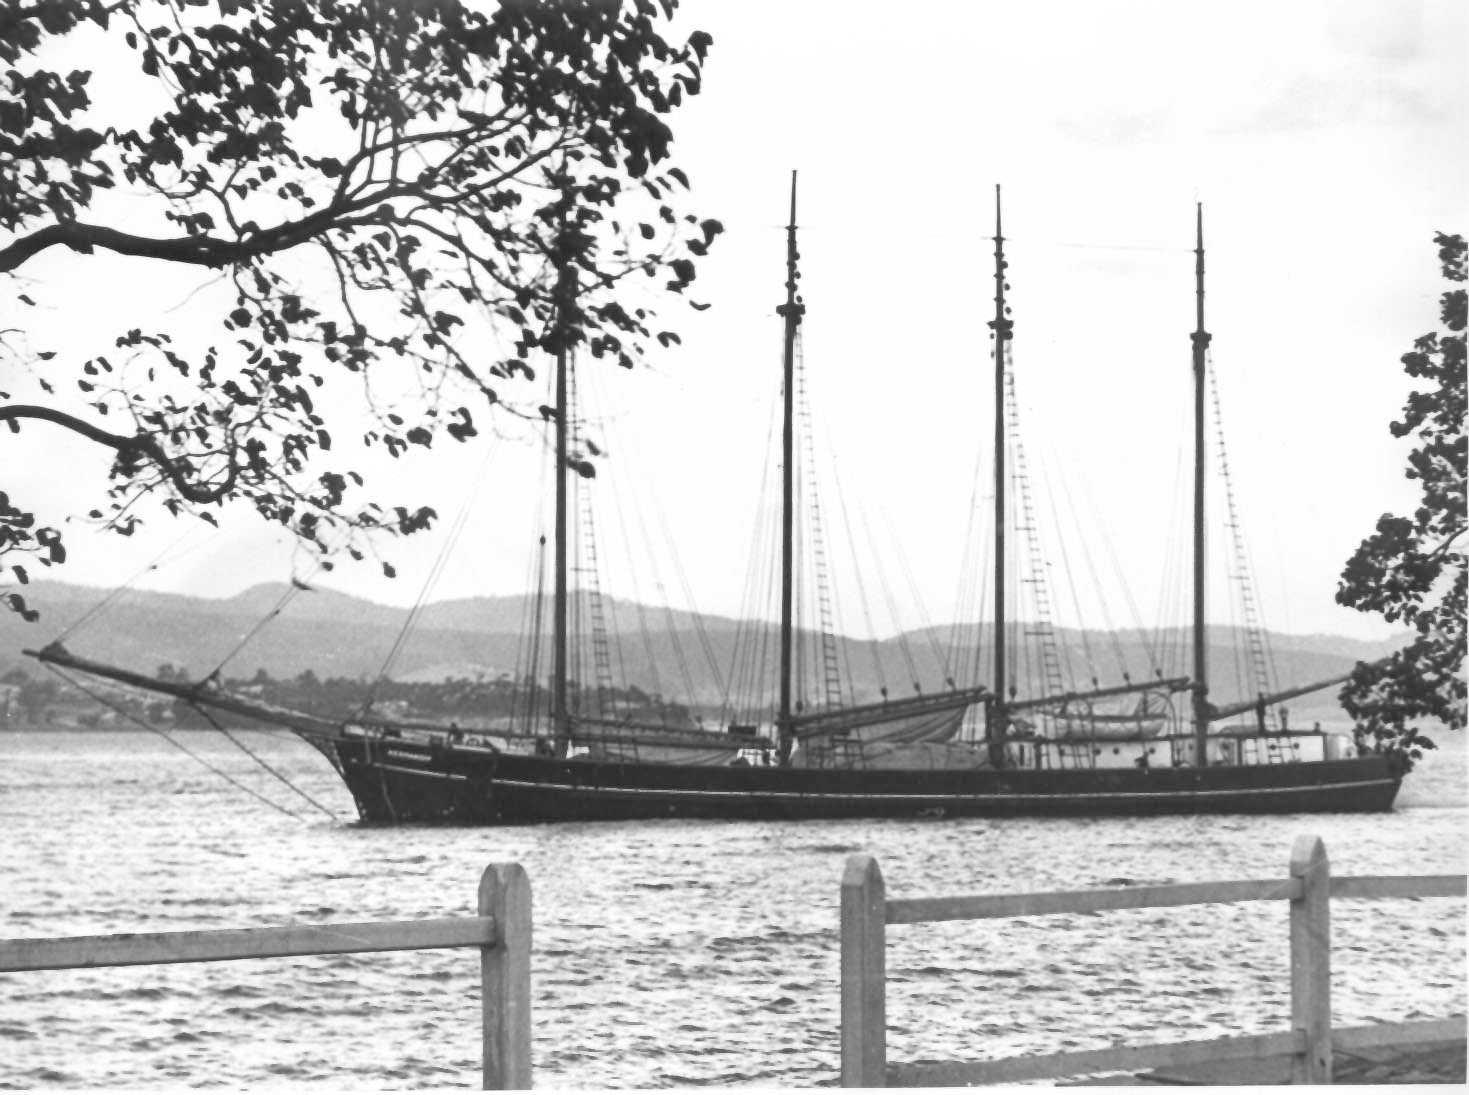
[1152,433,1190,681]
[203,579,303,684]
[860,505,921,691]
[609,480,670,719]
[1052,465,1132,682]
[642,496,714,723]
[723,377,783,728]
[722,486,763,725]
[793,487,807,713]
[567,358,624,719]
[1245,532,1284,707]
[54,526,203,644]
[605,493,672,723]
[652,498,728,702]
[599,472,667,718]
[878,504,955,688]
[970,493,993,696]
[831,459,889,699]
[45,663,304,821]
[189,701,340,820]
[1041,454,1101,688]
[580,356,711,725]
[809,452,858,710]
[1208,355,1280,706]
[1005,355,1071,700]
[947,428,988,689]
[795,341,845,711]
[1223,518,1248,717]
[198,521,365,686]
[524,535,547,737]
[357,443,488,717]
[508,537,540,735]
[957,462,995,702]
[752,482,779,723]
[514,364,557,734]
[1094,484,1163,677]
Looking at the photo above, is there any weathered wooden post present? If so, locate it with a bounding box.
[480,863,532,1089]
[841,854,887,1087]
[1288,834,1331,1084]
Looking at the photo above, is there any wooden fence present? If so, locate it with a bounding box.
[840,834,1466,1086]
[0,862,532,1090]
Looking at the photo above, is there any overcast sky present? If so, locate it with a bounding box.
[8,0,1467,642]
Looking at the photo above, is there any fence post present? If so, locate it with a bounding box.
[841,854,887,1087]
[480,863,532,1090]
[1288,834,1331,1084]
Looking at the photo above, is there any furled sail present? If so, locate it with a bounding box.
[1006,677,1190,742]
[569,716,768,766]
[788,688,992,770]
[789,686,988,745]
[1044,687,1178,741]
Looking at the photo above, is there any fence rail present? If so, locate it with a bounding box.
[0,917,499,971]
[840,835,1467,1087]
[0,862,532,1090]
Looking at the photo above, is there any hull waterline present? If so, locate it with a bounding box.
[324,738,1402,824]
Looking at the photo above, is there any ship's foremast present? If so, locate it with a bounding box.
[552,249,575,756]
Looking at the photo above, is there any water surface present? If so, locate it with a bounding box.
[1,730,1464,1087]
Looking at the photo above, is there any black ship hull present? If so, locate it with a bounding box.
[324,738,1402,824]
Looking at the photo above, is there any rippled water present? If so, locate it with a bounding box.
[1,730,1464,1088]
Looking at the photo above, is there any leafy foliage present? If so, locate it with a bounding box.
[1337,233,1466,767]
[1,0,720,618]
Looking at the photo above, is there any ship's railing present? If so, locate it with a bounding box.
[839,835,1466,1086]
[0,863,532,1090]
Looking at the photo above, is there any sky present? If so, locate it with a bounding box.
[6,0,1467,642]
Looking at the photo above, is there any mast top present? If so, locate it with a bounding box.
[989,185,1012,343]
[778,169,804,323]
[1192,201,1211,349]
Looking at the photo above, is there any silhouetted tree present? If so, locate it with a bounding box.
[1337,233,1466,766]
[1,0,718,619]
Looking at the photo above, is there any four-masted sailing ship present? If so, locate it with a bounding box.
[29,177,1403,822]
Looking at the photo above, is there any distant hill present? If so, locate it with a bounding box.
[2,580,1406,724]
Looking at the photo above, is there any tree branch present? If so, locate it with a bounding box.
[0,137,550,274]
[0,222,225,272]
[0,196,375,273]
[0,404,236,504]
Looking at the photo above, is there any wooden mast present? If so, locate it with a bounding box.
[552,253,574,756]
[776,170,804,764]
[1190,203,1212,761]
[986,185,1012,765]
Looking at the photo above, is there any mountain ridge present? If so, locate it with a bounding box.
[16,579,1399,644]
[3,580,1406,722]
